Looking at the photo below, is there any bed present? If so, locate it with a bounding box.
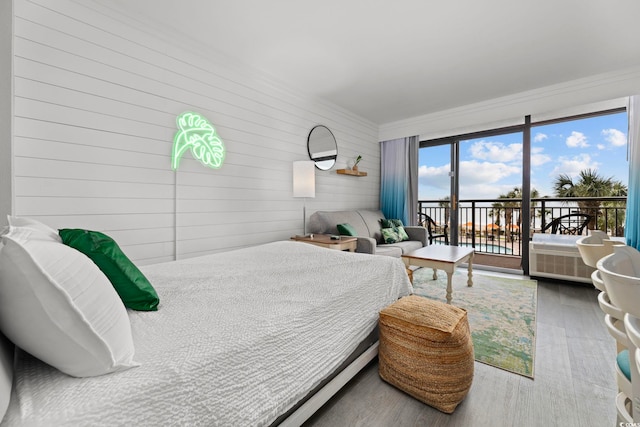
[0,219,412,426]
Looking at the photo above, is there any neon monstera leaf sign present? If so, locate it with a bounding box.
[172,112,225,170]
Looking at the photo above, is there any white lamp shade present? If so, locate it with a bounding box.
[293,161,316,198]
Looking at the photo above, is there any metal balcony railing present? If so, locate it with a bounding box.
[418,196,627,257]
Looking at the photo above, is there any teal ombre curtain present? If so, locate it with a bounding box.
[380,136,419,225]
[626,95,640,249]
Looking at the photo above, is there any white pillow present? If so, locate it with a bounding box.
[0,227,138,377]
[5,215,61,242]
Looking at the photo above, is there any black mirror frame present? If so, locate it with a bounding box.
[307,125,337,171]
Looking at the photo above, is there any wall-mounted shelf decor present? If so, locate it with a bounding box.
[337,169,367,177]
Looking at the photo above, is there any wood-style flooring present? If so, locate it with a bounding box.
[304,277,617,427]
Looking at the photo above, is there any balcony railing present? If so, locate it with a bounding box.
[418,196,627,257]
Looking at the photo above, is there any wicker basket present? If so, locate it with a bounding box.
[379,295,474,413]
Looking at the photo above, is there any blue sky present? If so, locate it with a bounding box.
[418,112,628,201]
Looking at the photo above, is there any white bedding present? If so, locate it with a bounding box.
[1,241,411,426]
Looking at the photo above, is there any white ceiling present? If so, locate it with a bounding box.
[106,0,640,124]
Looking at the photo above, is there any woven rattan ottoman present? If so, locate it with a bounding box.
[378,295,474,413]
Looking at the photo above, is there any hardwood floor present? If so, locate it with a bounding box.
[304,278,617,427]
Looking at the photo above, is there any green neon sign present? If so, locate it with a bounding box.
[172,112,226,170]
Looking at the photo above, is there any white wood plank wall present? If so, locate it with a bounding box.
[10,0,381,264]
[0,0,11,223]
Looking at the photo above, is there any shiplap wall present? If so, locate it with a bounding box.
[10,0,381,265]
[0,1,11,223]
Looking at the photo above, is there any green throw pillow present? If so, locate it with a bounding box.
[380,218,394,228]
[395,225,409,241]
[380,219,409,241]
[337,223,358,236]
[59,229,160,311]
[381,227,402,244]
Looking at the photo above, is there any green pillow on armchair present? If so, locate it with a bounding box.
[380,218,409,241]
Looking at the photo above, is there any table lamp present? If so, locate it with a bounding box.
[293,161,316,235]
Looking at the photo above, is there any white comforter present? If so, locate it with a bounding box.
[2,241,411,426]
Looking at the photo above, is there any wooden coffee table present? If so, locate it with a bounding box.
[291,234,357,252]
[402,245,474,304]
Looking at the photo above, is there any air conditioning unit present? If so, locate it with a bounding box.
[529,234,594,284]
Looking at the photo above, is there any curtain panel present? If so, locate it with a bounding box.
[626,95,640,249]
[379,136,419,225]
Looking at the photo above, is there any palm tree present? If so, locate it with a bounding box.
[553,169,627,232]
[488,202,502,240]
[494,187,540,242]
[603,180,628,235]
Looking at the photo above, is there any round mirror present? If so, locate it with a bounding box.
[307,125,337,170]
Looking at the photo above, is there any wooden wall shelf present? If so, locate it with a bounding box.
[337,169,367,177]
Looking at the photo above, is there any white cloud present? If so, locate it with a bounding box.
[458,182,521,200]
[531,146,551,166]
[468,140,522,162]
[459,160,520,182]
[597,144,606,150]
[418,163,450,191]
[602,128,627,147]
[533,132,548,143]
[549,153,599,179]
[566,131,589,148]
[419,160,521,199]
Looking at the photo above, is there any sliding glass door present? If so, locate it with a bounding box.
[419,131,524,263]
[418,142,454,243]
[418,107,628,274]
[457,132,524,260]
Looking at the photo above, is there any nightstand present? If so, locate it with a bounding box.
[291,234,357,252]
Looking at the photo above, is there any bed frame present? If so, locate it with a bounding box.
[280,342,379,426]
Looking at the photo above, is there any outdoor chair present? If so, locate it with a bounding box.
[418,213,449,245]
[542,213,592,235]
